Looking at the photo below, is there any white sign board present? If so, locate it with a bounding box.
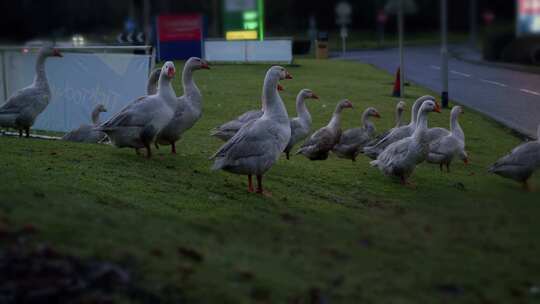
[204,39,292,63]
[1,51,151,132]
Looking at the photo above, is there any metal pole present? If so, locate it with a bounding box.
[398,0,404,98]
[441,0,449,108]
[469,0,477,48]
[143,0,151,46]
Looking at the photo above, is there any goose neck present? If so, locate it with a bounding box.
[450,112,464,140]
[182,66,201,108]
[33,54,49,89]
[91,108,102,125]
[296,94,311,124]
[262,76,288,121]
[158,76,176,105]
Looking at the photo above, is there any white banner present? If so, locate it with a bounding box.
[204,39,292,63]
[1,51,151,132]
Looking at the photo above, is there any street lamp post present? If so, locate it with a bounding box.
[398,0,404,98]
[441,0,449,108]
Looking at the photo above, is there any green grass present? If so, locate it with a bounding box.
[1,59,540,303]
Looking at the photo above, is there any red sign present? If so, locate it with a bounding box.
[519,0,540,15]
[377,10,388,24]
[158,14,203,42]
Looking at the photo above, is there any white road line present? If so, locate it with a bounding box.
[520,88,540,96]
[450,70,471,77]
[480,79,507,87]
[430,65,440,70]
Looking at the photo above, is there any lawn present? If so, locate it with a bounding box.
[1,58,539,303]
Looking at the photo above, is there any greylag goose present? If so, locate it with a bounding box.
[367,100,406,146]
[488,124,540,191]
[155,57,210,154]
[363,96,434,159]
[0,46,63,137]
[283,89,319,159]
[296,99,354,160]
[146,67,161,95]
[97,61,177,158]
[426,106,468,172]
[62,104,108,143]
[210,84,284,141]
[333,107,380,162]
[370,99,441,185]
[211,66,292,195]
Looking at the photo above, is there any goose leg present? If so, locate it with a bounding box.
[286,151,290,160]
[247,174,254,192]
[446,163,450,173]
[154,142,160,150]
[171,142,177,154]
[256,175,271,197]
[25,127,30,138]
[18,129,23,137]
[439,163,444,172]
[144,144,152,158]
[523,180,531,192]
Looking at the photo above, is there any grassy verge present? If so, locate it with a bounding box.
[1,58,539,303]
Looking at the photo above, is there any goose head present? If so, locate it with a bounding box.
[337,99,354,111]
[186,57,210,70]
[365,107,381,119]
[300,89,319,100]
[451,105,464,117]
[39,46,63,58]
[161,61,176,79]
[397,100,406,113]
[95,104,107,113]
[269,66,292,81]
[418,99,442,115]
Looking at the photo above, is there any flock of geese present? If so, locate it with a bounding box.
[0,46,539,194]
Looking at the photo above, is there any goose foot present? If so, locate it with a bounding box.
[144,145,152,159]
[400,176,416,188]
[255,175,272,197]
[171,142,177,154]
[247,175,254,193]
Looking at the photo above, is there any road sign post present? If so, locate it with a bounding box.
[441,0,449,108]
[336,1,352,56]
[398,0,404,98]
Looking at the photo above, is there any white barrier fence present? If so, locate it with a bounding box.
[204,39,293,63]
[0,46,153,132]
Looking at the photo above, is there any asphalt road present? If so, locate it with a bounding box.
[339,46,540,138]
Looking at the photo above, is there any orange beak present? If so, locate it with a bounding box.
[277,84,284,91]
[374,112,381,118]
[201,61,210,69]
[434,102,442,113]
[285,72,293,79]
[311,93,319,99]
[167,68,175,77]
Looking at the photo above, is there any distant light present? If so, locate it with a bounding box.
[22,48,29,53]
[243,21,258,30]
[226,30,258,40]
[72,34,85,47]
[243,11,258,20]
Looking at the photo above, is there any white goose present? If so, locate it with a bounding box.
[333,107,380,162]
[296,99,354,160]
[210,66,292,195]
[363,96,433,159]
[426,106,468,172]
[489,124,540,191]
[0,46,63,137]
[156,57,210,154]
[370,99,441,185]
[209,84,284,142]
[283,89,319,159]
[98,61,177,158]
[367,101,406,146]
[62,104,108,143]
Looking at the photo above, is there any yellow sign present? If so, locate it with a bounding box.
[226,30,258,40]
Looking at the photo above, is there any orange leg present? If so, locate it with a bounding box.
[247,175,254,193]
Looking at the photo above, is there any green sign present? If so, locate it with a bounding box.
[223,0,264,40]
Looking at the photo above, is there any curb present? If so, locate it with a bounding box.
[450,50,540,75]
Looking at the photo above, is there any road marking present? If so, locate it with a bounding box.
[451,70,471,77]
[430,65,440,70]
[520,88,540,96]
[480,79,507,87]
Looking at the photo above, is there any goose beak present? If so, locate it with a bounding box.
[311,93,319,99]
[167,68,175,77]
[285,72,293,79]
[345,101,353,108]
[434,102,442,113]
[201,61,210,69]
[374,112,381,118]
[53,49,63,57]
[277,84,284,91]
